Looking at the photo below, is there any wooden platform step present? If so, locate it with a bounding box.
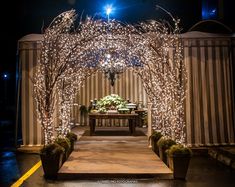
[58,135,173,180]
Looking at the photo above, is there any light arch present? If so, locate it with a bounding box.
[34,10,187,144]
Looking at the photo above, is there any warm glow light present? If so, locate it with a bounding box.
[34,8,187,145]
[106,53,111,58]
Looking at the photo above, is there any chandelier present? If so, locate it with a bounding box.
[99,53,126,86]
[96,5,128,86]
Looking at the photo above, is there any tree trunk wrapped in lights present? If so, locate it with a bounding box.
[34,11,79,144]
[34,7,187,144]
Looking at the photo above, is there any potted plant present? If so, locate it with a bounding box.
[80,105,88,125]
[40,143,65,179]
[157,137,176,165]
[55,137,71,163]
[80,105,88,114]
[66,132,78,154]
[167,144,193,179]
[149,131,163,155]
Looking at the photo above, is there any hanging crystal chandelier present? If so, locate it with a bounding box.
[95,5,128,86]
[99,53,126,86]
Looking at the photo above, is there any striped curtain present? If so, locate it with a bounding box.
[72,69,148,127]
[19,39,43,146]
[18,32,235,146]
[183,36,235,146]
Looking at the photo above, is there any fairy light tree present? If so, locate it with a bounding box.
[130,7,187,143]
[34,7,187,145]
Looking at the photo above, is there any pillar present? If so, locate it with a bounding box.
[147,102,153,147]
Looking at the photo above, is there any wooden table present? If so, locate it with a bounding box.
[89,113,138,135]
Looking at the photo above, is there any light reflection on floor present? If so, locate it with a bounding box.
[0,151,21,185]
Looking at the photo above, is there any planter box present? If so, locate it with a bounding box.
[63,150,70,163]
[68,140,75,155]
[40,152,63,179]
[151,138,159,156]
[149,132,162,156]
[168,154,191,180]
[159,147,168,165]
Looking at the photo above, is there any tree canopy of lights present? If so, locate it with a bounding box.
[34,7,187,145]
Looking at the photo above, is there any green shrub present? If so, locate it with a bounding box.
[40,143,64,156]
[157,137,176,150]
[55,137,71,154]
[66,132,78,141]
[149,131,163,143]
[149,131,163,154]
[66,132,77,153]
[167,144,193,157]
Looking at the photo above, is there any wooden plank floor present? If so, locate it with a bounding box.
[58,128,173,179]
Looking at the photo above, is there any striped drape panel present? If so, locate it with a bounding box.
[72,69,147,127]
[19,41,43,146]
[18,33,235,146]
[183,38,235,146]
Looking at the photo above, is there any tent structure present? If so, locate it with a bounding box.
[17,31,235,147]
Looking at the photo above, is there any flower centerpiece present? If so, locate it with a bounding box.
[96,94,129,113]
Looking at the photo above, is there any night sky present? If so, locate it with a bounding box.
[0,0,234,119]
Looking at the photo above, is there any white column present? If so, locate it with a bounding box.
[147,102,153,147]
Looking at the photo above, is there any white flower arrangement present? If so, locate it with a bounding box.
[96,94,128,113]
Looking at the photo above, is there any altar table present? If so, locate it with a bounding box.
[88,113,138,135]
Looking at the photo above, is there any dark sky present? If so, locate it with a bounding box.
[1,0,201,79]
[11,0,234,36]
[0,0,234,109]
[14,0,203,36]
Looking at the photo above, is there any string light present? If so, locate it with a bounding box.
[34,8,187,144]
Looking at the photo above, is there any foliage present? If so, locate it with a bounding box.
[167,144,193,157]
[98,107,107,113]
[157,137,176,150]
[55,137,71,153]
[66,132,78,142]
[96,94,127,112]
[40,143,64,156]
[149,131,163,142]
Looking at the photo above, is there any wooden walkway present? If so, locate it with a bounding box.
[58,128,173,179]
